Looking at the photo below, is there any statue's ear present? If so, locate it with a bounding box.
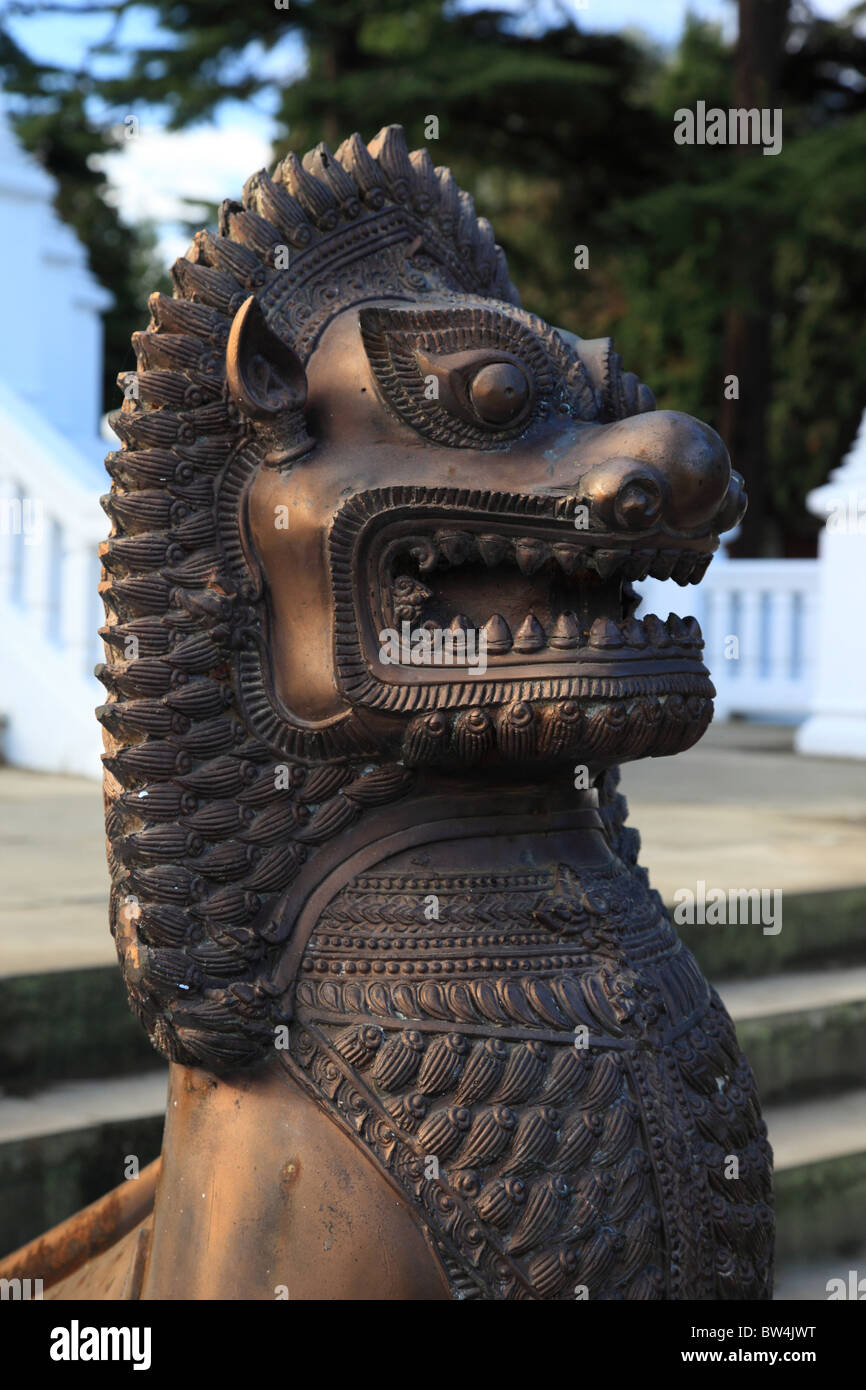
[226,296,307,420]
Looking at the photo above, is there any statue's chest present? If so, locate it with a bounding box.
[281,858,772,1299]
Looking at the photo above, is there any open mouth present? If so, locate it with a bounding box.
[378,523,710,671]
[329,491,717,741]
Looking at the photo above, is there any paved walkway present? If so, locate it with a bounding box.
[0,768,111,975]
[1,723,864,976]
[622,722,866,903]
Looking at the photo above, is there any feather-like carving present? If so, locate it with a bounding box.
[454,1038,508,1105]
[371,1030,426,1091]
[584,1052,625,1110]
[270,155,337,231]
[301,144,360,219]
[333,1025,383,1069]
[527,1246,579,1299]
[492,1041,548,1105]
[542,1046,590,1105]
[416,1033,468,1095]
[474,1175,527,1228]
[508,1174,571,1256]
[452,709,494,764]
[498,1106,560,1176]
[416,1105,472,1161]
[556,1111,604,1170]
[458,1105,517,1168]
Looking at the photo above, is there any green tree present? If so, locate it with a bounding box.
[2,0,864,555]
[596,7,866,553]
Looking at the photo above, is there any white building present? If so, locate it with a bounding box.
[0,110,110,777]
[796,411,866,759]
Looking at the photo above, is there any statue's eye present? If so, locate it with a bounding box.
[467,361,531,425]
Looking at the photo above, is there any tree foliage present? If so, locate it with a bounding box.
[0,0,863,551]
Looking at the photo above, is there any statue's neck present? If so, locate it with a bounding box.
[270,777,615,998]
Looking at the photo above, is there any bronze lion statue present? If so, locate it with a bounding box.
[2,124,771,1300]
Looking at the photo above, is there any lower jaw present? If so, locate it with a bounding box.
[398,687,715,770]
[341,645,713,712]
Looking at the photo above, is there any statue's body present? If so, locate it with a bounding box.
[1,126,773,1300]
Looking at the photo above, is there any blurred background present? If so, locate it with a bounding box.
[0,0,864,1299]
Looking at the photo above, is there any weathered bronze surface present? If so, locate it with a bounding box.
[5,125,772,1299]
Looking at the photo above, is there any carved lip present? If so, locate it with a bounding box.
[329,490,715,714]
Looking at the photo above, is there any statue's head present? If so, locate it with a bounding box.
[98,126,745,1070]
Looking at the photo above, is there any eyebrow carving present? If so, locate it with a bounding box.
[359,303,596,446]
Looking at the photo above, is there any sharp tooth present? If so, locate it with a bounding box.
[672,552,698,585]
[408,537,440,573]
[593,549,627,579]
[548,611,580,649]
[588,617,623,649]
[649,549,680,580]
[552,544,588,576]
[621,617,647,648]
[477,534,511,567]
[683,616,702,645]
[482,614,512,653]
[643,614,671,648]
[450,614,471,634]
[436,530,474,565]
[515,539,548,574]
[625,550,656,581]
[688,554,713,584]
[513,613,545,652]
[666,614,688,644]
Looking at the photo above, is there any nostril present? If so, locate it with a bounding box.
[615,475,664,530]
[579,456,668,532]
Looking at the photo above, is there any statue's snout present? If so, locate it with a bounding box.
[578,409,744,534]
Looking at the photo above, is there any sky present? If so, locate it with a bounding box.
[4,0,861,266]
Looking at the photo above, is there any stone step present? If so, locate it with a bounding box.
[766,1088,866,1172]
[770,1089,866,1267]
[0,1071,167,1146]
[0,1072,166,1256]
[623,720,866,906]
[721,966,866,1021]
[717,968,866,1106]
[775,1246,866,1301]
[0,967,158,1093]
[678,885,866,981]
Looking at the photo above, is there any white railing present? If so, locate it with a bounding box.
[0,380,105,777]
[637,555,819,721]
